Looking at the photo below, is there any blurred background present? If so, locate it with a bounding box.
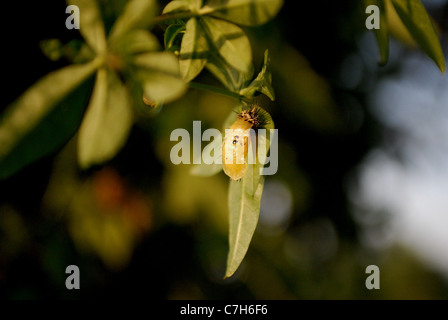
[1,0,448,299]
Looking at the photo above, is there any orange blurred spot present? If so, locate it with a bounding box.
[124,193,153,235]
[93,167,126,210]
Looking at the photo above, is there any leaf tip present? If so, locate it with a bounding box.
[224,269,235,279]
[438,59,446,74]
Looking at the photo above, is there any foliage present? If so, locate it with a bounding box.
[367,0,445,72]
[0,0,445,278]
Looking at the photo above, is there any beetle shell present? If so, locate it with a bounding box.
[222,118,252,180]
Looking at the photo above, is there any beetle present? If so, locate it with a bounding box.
[222,105,268,180]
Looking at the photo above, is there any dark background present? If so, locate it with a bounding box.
[1,0,448,299]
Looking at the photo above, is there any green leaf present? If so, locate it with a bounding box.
[163,0,190,14]
[0,78,94,180]
[239,49,275,100]
[225,155,265,278]
[77,68,133,169]
[39,39,64,61]
[390,0,445,72]
[133,52,187,103]
[164,23,186,51]
[179,18,209,81]
[163,0,202,14]
[40,39,95,64]
[206,54,254,91]
[201,17,252,73]
[109,29,160,57]
[68,0,107,54]
[366,0,389,66]
[201,0,284,26]
[0,60,99,173]
[109,0,158,41]
[224,106,274,278]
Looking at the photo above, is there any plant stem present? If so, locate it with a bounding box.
[189,82,243,100]
[152,12,195,25]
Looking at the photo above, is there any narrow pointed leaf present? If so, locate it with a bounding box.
[226,159,264,278]
[78,68,133,168]
[239,50,275,100]
[224,107,274,278]
[390,0,445,72]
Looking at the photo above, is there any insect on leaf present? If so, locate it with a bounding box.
[224,107,274,278]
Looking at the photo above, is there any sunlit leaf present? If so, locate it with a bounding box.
[224,107,274,278]
[77,68,133,169]
[201,16,252,73]
[206,54,254,91]
[109,29,160,57]
[239,50,275,100]
[0,60,99,177]
[109,0,158,41]
[163,0,190,14]
[68,0,107,54]
[179,18,209,81]
[133,52,187,103]
[225,151,265,278]
[0,78,94,180]
[201,0,284,26]
[385,0,417,46]
[163,0,202,14]
[390,0,445,72]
